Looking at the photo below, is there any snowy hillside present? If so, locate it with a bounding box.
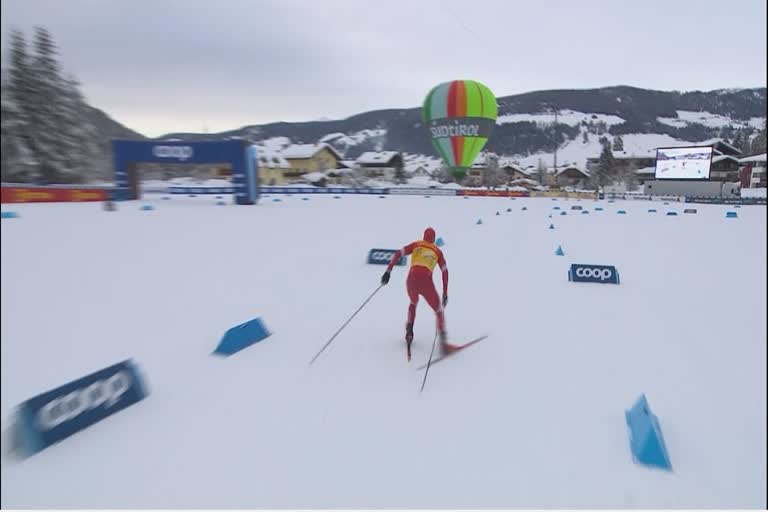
[319,129,386,147]
[154,87,766,175]
[658,111,765,130]
[497,110,626,127]
[514,132,703,169]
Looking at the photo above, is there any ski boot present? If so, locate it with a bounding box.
[405,323,414,361]
[439,331,459,356]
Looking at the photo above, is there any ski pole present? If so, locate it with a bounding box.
[309,284,384,365]
[419,330,439,393]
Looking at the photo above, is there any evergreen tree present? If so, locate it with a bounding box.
[595,121,607,135]
[7,29,33,121]
[594,141,615,187]
[58,74,102,182]
[1,80,36,182]
[735,129,752,155]
[30,26,70,183]
[4,29,38,182]
[612,135,624,151]
[3,27,103,183]
[582,131,589,144]
[739,134,752,155]
[751,120,766,154]
[732,131,747,155]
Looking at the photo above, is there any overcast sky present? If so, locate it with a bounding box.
[1,0,766,137]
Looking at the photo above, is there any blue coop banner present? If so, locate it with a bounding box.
[111,139,258,205]
[368,249,407,266]
[568,264,620,284]
[13,359,148,457]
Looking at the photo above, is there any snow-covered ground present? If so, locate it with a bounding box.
[658,111,765,130]
[742,187,767,198]
[497,110,626,127]
[320,129,386,147]
[515,133,695,169]
[1,194,766,508]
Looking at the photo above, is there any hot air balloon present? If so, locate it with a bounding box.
[422,80,497,181]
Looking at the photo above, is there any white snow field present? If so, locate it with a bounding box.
[1,193,766,508]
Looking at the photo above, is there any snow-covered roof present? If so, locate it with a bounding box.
[302,172,327,183]
[401,175,442,187]
[634,166,657,175]
[612,150,657,159]
[509,178,541,188]
[471,154,486,167]
[740,153,767,163]
[470,152,500,168]
[254,148,290,169]
[282,143,340,160]
[499,161,531,175]
[319,132,345,143]
[553,165,590,177]
[356,151,400,165]
[697,138,742,154]
[406,165,431,176]
[712,155,740,164]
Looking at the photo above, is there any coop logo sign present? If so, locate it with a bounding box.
[367,248,407,266]
[429,117,495,139]
[36,371,132,430]
[568,264,620,284]
[152,145,194,161]
[13,360,148,457]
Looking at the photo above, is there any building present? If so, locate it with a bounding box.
[498,159,533,182]
[324,168,356,185]
[586,138,744,184]
[462,153,501,186]
[282,143,342,182]
[508,178,542,190]
[554,165,590,188]
[634,166,656,186]
[585,151,656,176]
[338,160,357,170]
[709,155,741,181]
[254,150,291,186]
[301,172,328,188]
[739,153,767,188]
[697,138,743,157]
[406,165,431,178]
[355,151,404,180]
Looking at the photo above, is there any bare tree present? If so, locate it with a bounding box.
[536,158,546,185]
[480,153,502,188]
[435,165,456,184]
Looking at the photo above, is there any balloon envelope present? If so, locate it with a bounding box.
[423,80,497,180]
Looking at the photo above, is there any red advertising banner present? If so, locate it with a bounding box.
[1,186,108,203]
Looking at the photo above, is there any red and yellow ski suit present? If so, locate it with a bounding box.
[386,228,448,333]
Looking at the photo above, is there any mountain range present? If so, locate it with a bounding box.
[95,85,767,175]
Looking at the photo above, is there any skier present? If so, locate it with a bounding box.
[380,227,457,358]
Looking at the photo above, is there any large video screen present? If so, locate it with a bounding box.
[654,146,713,180]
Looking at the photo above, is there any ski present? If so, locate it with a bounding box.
[415,335,488,370]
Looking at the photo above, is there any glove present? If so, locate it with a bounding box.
[381,271,391,285]
[442,294,448,307]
